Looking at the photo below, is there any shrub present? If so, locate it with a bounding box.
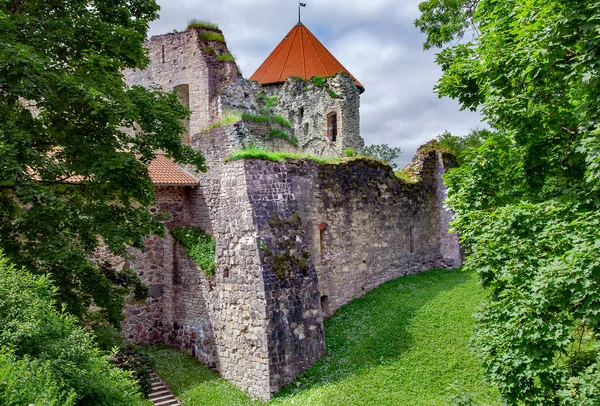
[171,226,216,276]
[187,19,219,31]
[0,351,77,406]
[109,344,153,397]
[199,31,224,42]
[0,252,149,405]
[344,148,357,157]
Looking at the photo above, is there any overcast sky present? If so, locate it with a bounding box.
[150,0,484,165]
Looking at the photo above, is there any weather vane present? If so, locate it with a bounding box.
[298,2,307,25]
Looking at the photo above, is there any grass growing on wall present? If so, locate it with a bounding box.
[226,147,330,163]
[171,226,216,276]
[199,31,225,42]
[269,130,299,147]
[273,114,292,128]
[151,269,501,406]
[215,51,235,62]
[241,112,270,123]
[187,19,220,31]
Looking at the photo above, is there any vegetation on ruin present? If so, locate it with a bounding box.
[327,88,341,99]
[187,19,220,31]
[226,148,332,164]
[0,0,205,328]
[416,0,600,404]
[311,76,327,87]
[199,31,225,43]
[171,226,216,277]
[203,46,215,55]
[215,51,235,62]
[204,109,243,131]
[394,169,417,184]
[266,96,279,108]
[273,114,292,128]
[269,130,299,147]
[0,252,151,406]
[150,269,501,405]
[241,112,270,123]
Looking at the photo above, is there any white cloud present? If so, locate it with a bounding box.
[150,0,485,165]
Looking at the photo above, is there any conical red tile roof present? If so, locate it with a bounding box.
[250,23,364,93]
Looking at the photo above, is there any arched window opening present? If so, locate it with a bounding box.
[327,112,337,142]
[174,84,190,144]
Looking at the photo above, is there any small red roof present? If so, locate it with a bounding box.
[148,153,199,186]
[250,23,364,93]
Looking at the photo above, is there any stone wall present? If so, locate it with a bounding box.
[122,27,240,135]
[264,72,363,157]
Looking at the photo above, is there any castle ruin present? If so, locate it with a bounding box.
[119,21,462,401]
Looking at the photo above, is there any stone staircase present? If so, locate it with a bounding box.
[148,371,181,406]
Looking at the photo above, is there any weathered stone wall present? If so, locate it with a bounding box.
[264,72,363,157]
[122,27,240,135]
[231,151,460,396]
[121,186,218,368]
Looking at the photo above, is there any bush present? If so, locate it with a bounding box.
[109,344,153,397]
[344,148,357,157]
[171,226,216,276]
[0,351,77,406]
[0,252,150,406]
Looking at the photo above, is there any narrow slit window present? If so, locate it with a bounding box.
[174,84,190,144]
[327,112,337,142]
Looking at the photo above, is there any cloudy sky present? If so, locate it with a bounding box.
[150,0,484,165]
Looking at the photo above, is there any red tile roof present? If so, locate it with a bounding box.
[250,23,364,93]
[147,153,199,186]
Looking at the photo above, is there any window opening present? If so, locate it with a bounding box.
[174,84,190,144]
[327,113,337,142]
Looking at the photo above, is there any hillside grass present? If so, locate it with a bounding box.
[148,269,501,405]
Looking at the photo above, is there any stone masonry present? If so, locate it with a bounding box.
[119,25,462,401]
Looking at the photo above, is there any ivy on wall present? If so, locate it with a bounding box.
[171,226,216,276]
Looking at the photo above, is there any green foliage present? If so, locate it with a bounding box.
[269,130,298,147]
[199,31,225,42]
[241,112,270,123]
[418,0,600,404]
[266,96,279,108]
[109,344,153,397]
[327,88,341,99]
[171,226,216,276]
[152,270,500,405]
[0,252,149,405]
[226,147,333,164]
[203,46,215,55]
[436,128,490,165]
[394,169,416,183]
[256,92,267,102]
[0,351,77,406]
[311,76,327,87]
[344,148,357,157]
[187,19,220,31]
[215,51,235,62]
[0,0,206,327]
[205,110,243,131]
[273,114,292,128]
[362,144,402,170]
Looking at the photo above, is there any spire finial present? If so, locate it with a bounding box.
[298,2,306,25]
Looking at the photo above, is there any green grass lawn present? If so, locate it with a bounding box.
[148,269,500,406]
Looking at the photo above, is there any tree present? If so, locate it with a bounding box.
[435,128,489,165]
[362,143,402,169]
[416,0,600,404]
[0,251,150,405]
[0,1,206,326]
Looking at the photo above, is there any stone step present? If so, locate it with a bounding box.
[148,371,181,406]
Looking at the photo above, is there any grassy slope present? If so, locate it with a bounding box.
[149,269,500,406]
